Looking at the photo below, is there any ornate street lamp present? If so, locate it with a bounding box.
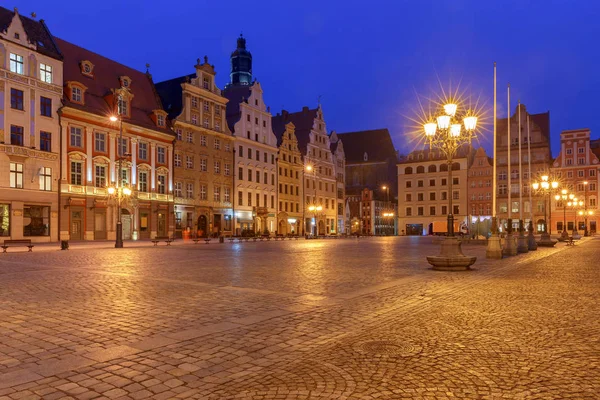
[583,181,589,236]
[107,184,132,247]
[531,175,558,247]
[554,189,570,241]
[567,198,584,239]
[422,101,479,270]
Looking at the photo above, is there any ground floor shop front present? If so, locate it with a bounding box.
[174,205,233,238]
[0,191,58,242]
[60,195,173,241]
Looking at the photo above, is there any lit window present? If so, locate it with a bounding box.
[10,162,24,188]
[224,187,230,202]
[118,98,128,116]
[174,182,182,197]
[157,175,166,194]
[199,184,207,200]
[157,114,165,127]
[176,129,182,141]
[95,165,106,188]
[138,171,148,192]
[214,186,221,202]
[9,53,24,74]
[40,63,52,83]
[70,161,82,185]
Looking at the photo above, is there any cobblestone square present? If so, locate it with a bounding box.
[0,237,598,399]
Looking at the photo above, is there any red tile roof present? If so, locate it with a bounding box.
[55,37,172,136]
[0,7,62,60]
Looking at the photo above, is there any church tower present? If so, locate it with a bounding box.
[229,34,252,86]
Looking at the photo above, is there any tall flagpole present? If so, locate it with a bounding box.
[507,84,511,226]
[517,101,528,252]
[526,113,537,250]
[503,83,517,256]
[487,62,503,258]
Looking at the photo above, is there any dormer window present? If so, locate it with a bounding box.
[80,60,95,77]
[14,33,19,39]
[72,87,82,102]
[118,98,128,116]
[203,77,209,89]
[157,114,165,127]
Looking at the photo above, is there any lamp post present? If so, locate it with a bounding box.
[583,181,589,236]
[554,189,569,241]
[422,101,478,270]
[109,93,128,248]
[531,175,558,247]
[305,164,318,236]
[382,211,394,235]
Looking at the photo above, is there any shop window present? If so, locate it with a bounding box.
[23,205,50,236]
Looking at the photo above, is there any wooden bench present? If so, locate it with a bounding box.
[204,238,211,244]
[152,236,173,246]
[2,239,34,253]
[566,236,575,246]
[192,238,201,244]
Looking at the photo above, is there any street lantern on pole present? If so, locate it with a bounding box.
[567,197,584,239]
[109,93,129,248]
[422,99,479,270]
[531,175,558,246]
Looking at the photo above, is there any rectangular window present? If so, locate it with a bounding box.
[256,150,260,161]
[0,204,9,237]
[417,180,423,187]
[157,114,165,127]
[442,206,447,215]
[239,145,243,157]
[191,114,198,125]
[406,181,412,188]
[10,88,24,110]
[157,147,166,164]
[175,182,182,197]
[214,186,221,202]
[138,171,148,192]
[40,63,52,83]
[429,179,435,186]
[224,187,230,203]
[23,205,50,236]
[248,148,252,158]
[256,193,260,207]
[203,100,209,112]
[272,174,274,185]
[590,169,596,177]
[214,161,220,174]
[118,137,127,157]
[8,125,22,147]
[238,167,243,180]
[238,191,243,206]
[174,153,182,167]
[72,87,82,102]
[214,138,221,150]
[95,165,106,188]
[138,142,148,160]
[118,98,128,116]
[187,132,194,143]
[429,193,435,201]
[40,131,51,152]
[453,205,459,214]
[417,193,423,201]
[188,183,195,199]
[248,192,252,206]
[176,129,183,141]
[417,207,423,216]
[40,96,52,117]
[94,132,106,152]
[9,162,24,189]
[157,175,166,194]
[406,207,412,216]
[248,169,253,182]
[256,171,260,183]
[203,118,209,128]
[70,161,82,185]
[430,206,436,216]
[10,53,24,74]
[224,163,230,176]
[200,158,207,171]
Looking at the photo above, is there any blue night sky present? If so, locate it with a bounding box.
[16,0,600,157]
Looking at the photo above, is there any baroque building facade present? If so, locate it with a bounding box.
[273,105,339,235]
[273,120,303,235]
[329,131,346,234]
[156,57,234,238]
[223,36,277,235]
[550,128,599,234]
[0,8,62,242]
[57,38,175,241]
[466,146,493,237]
[397,148,471,236]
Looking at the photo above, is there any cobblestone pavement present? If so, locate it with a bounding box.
[0,236,598,399]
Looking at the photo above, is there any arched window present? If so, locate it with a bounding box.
[440,164,448,172]
[416,166,425,173]
[452,162,460,171]
[405,167,413,175]
[428,165,437,173]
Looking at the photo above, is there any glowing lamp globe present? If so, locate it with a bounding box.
[443,103,457,117]
[463,116,477,131]
[551,181,559,189]
[532,182,540,190]
[541,181,549,190]
[450,124,461,137]
[437,115,450,130]
[424,122,437,137]
[123,187,132,196]
[107,187,116,195]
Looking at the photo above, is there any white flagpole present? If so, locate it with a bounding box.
[507,84,511,226]
[492,63,497,224]
[527,114,533,224]
[518,101,523,223]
